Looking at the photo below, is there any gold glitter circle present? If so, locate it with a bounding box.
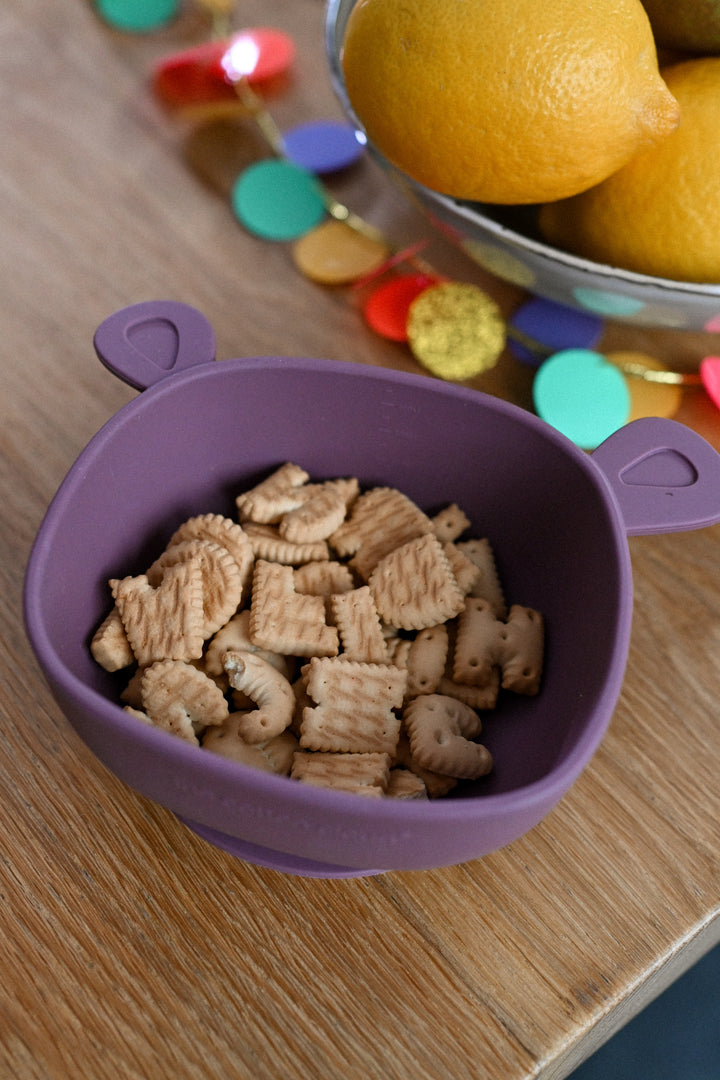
[292,220,389,285]
[406,282,506,380]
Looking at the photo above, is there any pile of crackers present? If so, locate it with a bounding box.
[91,463,544,800]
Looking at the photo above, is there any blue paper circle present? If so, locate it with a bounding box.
[533,348,630,450]
[282,121,366,175]
[231,160,326,241]
[509,297,603,365]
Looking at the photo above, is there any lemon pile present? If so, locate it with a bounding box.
[341,0,720,283]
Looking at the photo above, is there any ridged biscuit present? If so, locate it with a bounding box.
[90,606,134,672]
[279,479,358,543]
[386,768,428,800]
[146,539,244,639]
[249,559,339,657]
[235,462,310,523]
[329,486,434,579]
[140,659,230,743]
[243,522,329,565]
[369,533,466,630]
[166,513,253,591]
[110,561,205,665]
[291,750,391,796]
[329,586,388,663]
[293,560,355,597]
[300,656,406,755]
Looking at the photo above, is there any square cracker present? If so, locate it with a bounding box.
[291,751,391,796]
[300,656,406,755]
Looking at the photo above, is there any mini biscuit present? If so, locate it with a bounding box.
[386,768,428,800]
[405,624,449,697]
[120,666,146,709]
[453,596,503,687]
[394,730,458,798]
[329,486,434,579]
[329,586,388,663]
[368,533,466,631]
[293,560,355,598]
[249,559,339,658]
[498,605,544,696]
[140,659,230,743]
[223,649,296,742]
[202,715,298,775]
[290,750,391,796]
[90,607,135,671]
[123,705,154,727]
[166,513,254,592]
[290,673,313,737]
[300,656,406,755]
[403,693,492,780]
[146,539,244,639]
[385,636,412,670]
[456,538,507,618]
[300,476,360,508]
[242,522,329,565]
[204,610,293,681]
[453,598,544,695]
[235,462,310,523]
[436,671,501,710]
[443,542,483,595]
[110,560,205,665]
[279,486,348,544]
[431,503,471,544]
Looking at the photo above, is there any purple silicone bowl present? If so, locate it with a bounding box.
[23,301,720,877]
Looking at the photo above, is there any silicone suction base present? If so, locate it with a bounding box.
[179,817,385,878]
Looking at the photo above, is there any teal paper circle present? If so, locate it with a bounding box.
[96,0,178,31]
[231,160,326,242]
[533,348,630,450]
[572,287,645,318]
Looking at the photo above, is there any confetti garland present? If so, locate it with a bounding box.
[95,0,718,451]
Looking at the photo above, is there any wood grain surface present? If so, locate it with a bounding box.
[2,2,720,1077]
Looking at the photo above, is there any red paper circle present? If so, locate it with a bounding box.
[700,355,720,410]
[363,274,437,341]
[221,28,296,85]
[153,28,295,108]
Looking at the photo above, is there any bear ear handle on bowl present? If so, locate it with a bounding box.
[93,299,218,391]
[93,300,720,540]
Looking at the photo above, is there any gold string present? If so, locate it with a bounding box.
[609,360,703,385]
[194,0,235,39]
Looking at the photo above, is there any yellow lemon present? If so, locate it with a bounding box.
[538,58,720,283]
[341,0,680,204]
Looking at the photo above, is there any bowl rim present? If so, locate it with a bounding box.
[324,0,720,300]
[23,353,634,831]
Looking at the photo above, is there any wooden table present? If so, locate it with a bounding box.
[3,2,720,1076]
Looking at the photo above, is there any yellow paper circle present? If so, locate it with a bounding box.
[406,282,506,380]
[292,220,389,285]
[606,351,683,421]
